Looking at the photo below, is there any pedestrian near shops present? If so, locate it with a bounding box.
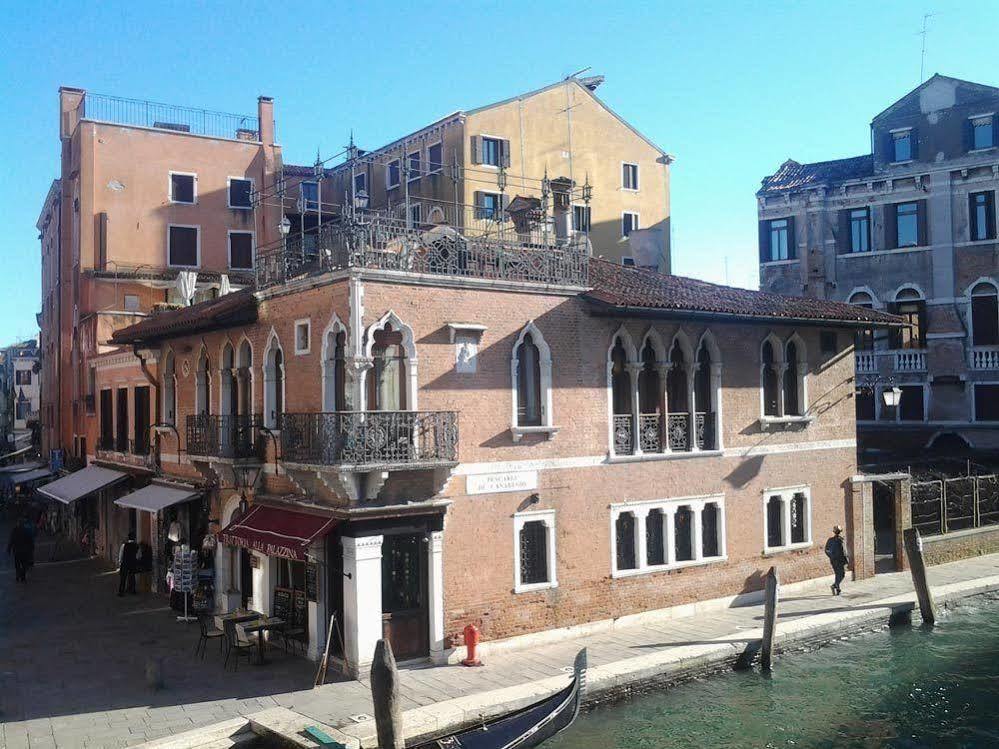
[825,525,849,595]
[117,532,139,596]
[7,514,35,583]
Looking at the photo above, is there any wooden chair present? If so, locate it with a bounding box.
[223,622,257,671]
[195,615,226,660]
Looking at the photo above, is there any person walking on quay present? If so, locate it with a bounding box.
[7,514,35,583]
[825,525,849,595]
[117,532,139,596]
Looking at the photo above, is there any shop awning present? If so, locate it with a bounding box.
[115,483,200,513]
[10,468,54,486]
[37,465,128,505]
[219,505,337,561]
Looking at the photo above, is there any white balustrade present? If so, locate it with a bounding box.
[893,350,927,372]
[971,347,999,370]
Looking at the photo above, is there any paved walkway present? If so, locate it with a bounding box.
[2,523,998,748]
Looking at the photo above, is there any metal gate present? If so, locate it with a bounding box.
[911,474,999,536]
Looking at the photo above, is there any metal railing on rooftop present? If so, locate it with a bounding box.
[79,92,261,141]
[256,213,589,290]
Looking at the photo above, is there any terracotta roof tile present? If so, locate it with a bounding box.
[585,259,902,327]
[759,155,874,193]
[111,290,258,345]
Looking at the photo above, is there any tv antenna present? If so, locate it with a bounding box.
[919,12,937,83]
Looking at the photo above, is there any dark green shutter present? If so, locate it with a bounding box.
[837,209,851,253]
[909,128,919,160]
[964,118,975,152]
[917,199,928,246]
[886,203,898,249]
[969,193,979,240]
[785,216,796,259]
[759,220,770,262]
[470,135,481,165]
[501,139,511,168]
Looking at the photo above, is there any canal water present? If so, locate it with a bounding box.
[548,593,999,749]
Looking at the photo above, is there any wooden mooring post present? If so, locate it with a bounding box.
[370,639,404,749]
[903,527,937,625]
[760,566,780,671]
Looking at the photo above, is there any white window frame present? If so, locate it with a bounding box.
[762,485,812,554]
[407,149,422,182]
[408,202,423,226]
[969,113,995,152]
[123,294,140,312]
[479,135,503,169]
[227,230,255,271]
[758,332,813,428]
[227,176,253,209]
[386,159,401,189]
[610,495,726,578]
[167,224,201,268]
[427,141,444,174]
[168,171,197,204]
[890,127,914,164]
[510,321,557,441]
[294,318,311,356]
[572,203,591,233]
[621,161,640,191]
[513,509,557,594]
[622,211,640,238]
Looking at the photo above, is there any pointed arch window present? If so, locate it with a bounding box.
[610,336,633,454]
[666,339,690,451]
[237,340,253,418]
[848,291,876,351]
[323,327,347,412]
[637,339,663,453]
[511,323,555,439]
[783,340,801,416]
[694,341,717,450]
[761,340,780,417]
[264,337,284,429]
[220,343,236,417]
[971,282,999,347]
[195,350,211,416]
[368,324,407,411]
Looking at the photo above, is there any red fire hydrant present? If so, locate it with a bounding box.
[461,623,483,667]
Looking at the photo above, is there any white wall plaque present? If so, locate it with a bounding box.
[466,470,538,495]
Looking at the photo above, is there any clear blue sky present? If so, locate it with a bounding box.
[2,0,995,344]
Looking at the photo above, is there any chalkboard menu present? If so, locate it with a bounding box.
[272,587,292,622]
[273,586,309,629]
[305,563,318,602]
[293,589,308,628]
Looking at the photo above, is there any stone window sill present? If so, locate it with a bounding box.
[514,580,557,594]
[511,425,559,442]
[612,555,727,578]
[762,542,812,557]
[607,450,723,464]
[760,258,799,267]
[759,415,814,431]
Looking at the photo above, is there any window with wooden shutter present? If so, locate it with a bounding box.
[168,226,199,267]
[228,232,254,270]
[970,191,996,241]
[470,135,482,165]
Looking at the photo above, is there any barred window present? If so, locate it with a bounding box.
[790,492,807,544]
[764,487,811,552]
[615,513,637,571]
[518,520,549,586]
[702,503,720,558]
[674,506,693,562]
[646,508,665,566]
[766,495,784,549]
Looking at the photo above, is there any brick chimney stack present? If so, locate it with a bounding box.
[257,96,274,145]
[59,87,85,141]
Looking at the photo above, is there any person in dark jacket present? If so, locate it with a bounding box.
[117,532,139,596]
[7,515,35,583]
[825,525,849,595]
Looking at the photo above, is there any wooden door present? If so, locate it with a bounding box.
[381,534,428,660]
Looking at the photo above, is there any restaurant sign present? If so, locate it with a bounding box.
[219,531,303,561]
[466,470,538,495]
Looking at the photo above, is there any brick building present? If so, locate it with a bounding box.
[757,75,999,465]
[108,228,897,674]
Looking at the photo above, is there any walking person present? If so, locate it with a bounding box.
[117,532,139,596]
[825,525,849,595]
[7,514,35,583]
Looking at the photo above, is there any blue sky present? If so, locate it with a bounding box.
[2,0,996,343]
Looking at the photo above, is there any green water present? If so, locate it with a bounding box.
[548,594,999,748]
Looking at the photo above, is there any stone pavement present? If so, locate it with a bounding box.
[2,521,998,748]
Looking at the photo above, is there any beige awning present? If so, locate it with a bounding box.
[37,465,128,505]
[115,483,199,513]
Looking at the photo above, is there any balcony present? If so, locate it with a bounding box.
[613,412,715,456]
[855,351,877,374]
[893,350,927,372]
[971,346,999,370]
[255,213,589,290]
[186,414,264,461]
[78,92,261,140]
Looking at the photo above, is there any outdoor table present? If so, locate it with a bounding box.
[242,616,285,664]
[215,611,258,633]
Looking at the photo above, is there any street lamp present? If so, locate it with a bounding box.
[278,216,291,237]
[353,189,369,211]
[882,385,902,408]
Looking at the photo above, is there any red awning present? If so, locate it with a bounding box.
[219,505,337,561]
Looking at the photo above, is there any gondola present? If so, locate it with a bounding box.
[417,648,587,749]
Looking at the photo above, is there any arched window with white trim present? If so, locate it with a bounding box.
[970,281,999,347]
[237,339,253,418]
[220,342,236,417]
[162,351,177,425]
[511,322,554,439]
[195,348,211,415]
[322,320,347,412]
[761,337,781,417]
[666,336,692,451]
[848,291,876,351]
[694,333,721,450]
[783,339,803,416]
[263,334,284,429]
[888,288,926,350]
[368,324,406,411]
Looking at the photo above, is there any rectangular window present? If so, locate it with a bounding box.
[849,208,870,253]
[301,181,319,211]
[622,212,639,237]
[407,150,421,181]
[354,172,366,195]
[622,162,639,190]
[972,116,995,150]
[228,178,252,209]
[476,192,502,220]
[408,203,422,227]
[898,385,925,421]
[123,294,140,312]
[386,160,400,189]
[15,370,31,385]
[764,487,811,552]
[100,389,113,449]
[856,388,875,421]
[896,202,919,247]
[970,191,996,241]
[168,225,199,267]
[228,232,254,270]
[888,300,926,349]
[820,331,837,354]
[514,510,556,593]
[768,218,790,260]
[294,319,311,355]
[481,137,502,167]
[892,130,912,162]
[974,384,999,421]
[428,142,443,174]
[169,172,195,204]
[622,257,636,266]
[572,205,591,233]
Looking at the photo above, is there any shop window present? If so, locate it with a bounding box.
[764,487,812,552]
[514,510,556,593]
[615,512,638,571]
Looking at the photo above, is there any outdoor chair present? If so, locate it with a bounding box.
[223,622,257,671]
[195,615,226,660]
[280,623,308,656]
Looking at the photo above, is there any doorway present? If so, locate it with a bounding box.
[381,533,429,660]
[239,549,253,608]
[873,482,896,574]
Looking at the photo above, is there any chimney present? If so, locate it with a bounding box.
[257,96,274,145]
[550,177,574,241]
[59,87,85,141]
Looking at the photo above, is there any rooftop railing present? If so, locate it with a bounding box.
[79,92,261,141]
[256,213,589,290]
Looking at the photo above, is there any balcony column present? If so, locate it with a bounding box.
[690,501,704,562]
[342,535,383,677]
[710,362,723,450]
[635,507,650,570]
[347,358,372,412]
[427,530,446,663]
[776,363,788,418]
[665,508,677,565]
[625,362,643,455]
[657,363,671,454]
[686,364,699,452]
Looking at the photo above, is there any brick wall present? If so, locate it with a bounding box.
[923,526,999,566]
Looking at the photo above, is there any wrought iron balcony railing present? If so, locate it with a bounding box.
[186,414,264,460]
[612,412,716,455]
[78,92,261,140]
[280,411,458,469]
[255,214,589,290]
